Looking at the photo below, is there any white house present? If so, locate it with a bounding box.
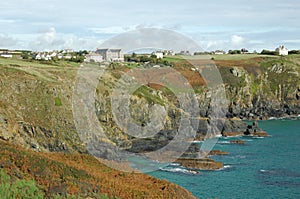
[152,51,164,59]
[96,49,124,62]
[0,54,13,58]
[64,54,72,59]
[35,52,51,60]
[276,46,288,56]
[163,50,175,56]
[178,50,191,56]
[214,50,226,55]
[84,52,103,63]
[50,52,57,57]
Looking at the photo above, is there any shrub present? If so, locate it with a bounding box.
[0,170,44,199]
[54,97,62,106]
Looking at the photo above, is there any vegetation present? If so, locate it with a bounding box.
[124,53,173,66]
[0,141,194,198]
[1,53,299,198]
[228,49,241,54]
[261,49,277,55]
[288,50,300,55]
[54,97,62,106]
[0,170,44,199]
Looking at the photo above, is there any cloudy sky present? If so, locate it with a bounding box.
[0,0,299,52]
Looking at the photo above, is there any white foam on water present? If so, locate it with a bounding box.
[217,141,231,144]
[253,136,264,139]
[218,165,232,171]
[159,167,198,174]
[169,163,180,166]
[260,169,268,172]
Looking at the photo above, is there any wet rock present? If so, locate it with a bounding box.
[209,150,229,155]
[175,158,224,170]
[230,140,245,144]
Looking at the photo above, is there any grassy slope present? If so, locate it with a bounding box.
[0,58,196,199]
[0,140,195,199]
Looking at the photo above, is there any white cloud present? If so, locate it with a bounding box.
[230,35,245,46]
[282,40,300,44]
[28,27,104,51]
[0,34,18,48]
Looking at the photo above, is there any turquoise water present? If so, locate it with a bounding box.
[150,119,300,198]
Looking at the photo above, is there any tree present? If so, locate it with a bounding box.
[261,49,277,55]
[228,50,241,54]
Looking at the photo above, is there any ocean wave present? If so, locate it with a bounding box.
[159,167,198,174]
[218,165,232,171]
[260,169,267,172]
[252,136,264,139]
[217,141,231,144]
[267,116,300,120]
[169,163,180,166]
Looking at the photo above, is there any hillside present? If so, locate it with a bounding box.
[0,54,299,198]
[0,140,195,198]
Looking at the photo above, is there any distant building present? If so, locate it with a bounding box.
[49,52,57,57]
[276,45,288,56]
[0,53,13,58]
[63,49,73,53]
[152,51,164,59]
[214,50,226,55]
[84,52,103,63]
[95,48,124,62]
[64,54,72,59]
[163,50,175,56]
[35,52,52,60]
[178,50,191,56]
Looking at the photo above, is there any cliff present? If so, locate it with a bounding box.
[0,54,299,197]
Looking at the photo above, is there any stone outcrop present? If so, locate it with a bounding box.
[230,140,245,144]
[175,158,224,170]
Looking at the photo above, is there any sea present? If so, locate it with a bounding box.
[149,119,300,198]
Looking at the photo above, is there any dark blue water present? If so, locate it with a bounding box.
[150,119,300,198]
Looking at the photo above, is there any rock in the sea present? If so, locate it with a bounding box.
[245,121,268,137]
[209,150,229,155]
[175,158,224,170]
[230,140,245,144]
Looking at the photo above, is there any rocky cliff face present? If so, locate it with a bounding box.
[218,58,300,119]
[0,56,299,156]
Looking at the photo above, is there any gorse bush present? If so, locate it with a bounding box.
[0,170,44,199]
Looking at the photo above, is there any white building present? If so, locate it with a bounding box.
[84,52,103,63]
[35,53,51,60]
[163,50,175,56]
[0,54,13,58]
[276,46,288,56]
[64,54,72,59]
[152,51,164,59]
[95,49,124,62]
[214,50,226,55]
[178,50,191,56]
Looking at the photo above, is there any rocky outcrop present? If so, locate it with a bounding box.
[175,158,224,170]
[209,150,229,155]
[230,140,245,144]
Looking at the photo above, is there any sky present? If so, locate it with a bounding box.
[0,0,299,52]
